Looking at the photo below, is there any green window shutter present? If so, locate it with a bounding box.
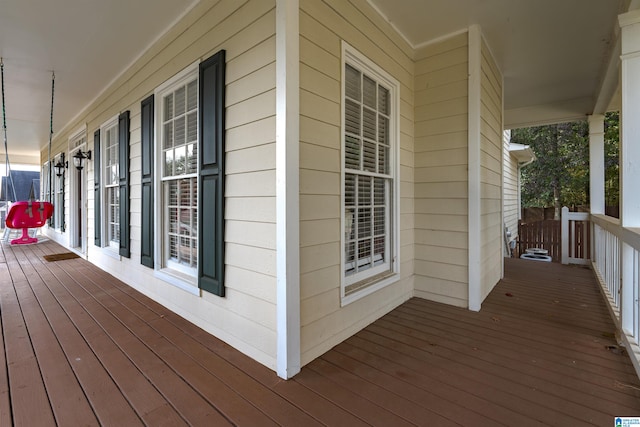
[61,158,65,232]
[94,129,101,246]
[47,163,53,226]
[118,111,131,258]
[140,95,154,268]
[198,50,226,296]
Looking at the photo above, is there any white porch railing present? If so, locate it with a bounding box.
[591,213,640,375]
[591,215,622,319]
[561,207,590,265]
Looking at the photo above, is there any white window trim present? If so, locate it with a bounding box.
[54,154,64,231]
[68,129,87,252]
[100,114,120,254]
[153,61,200,292]
[340,41,401,306]
[42,161,51,219]
[68,125,87,146]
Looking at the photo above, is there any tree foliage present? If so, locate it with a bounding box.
[604,111,619,207]
[510,112,620,214]
[511,121,589,214]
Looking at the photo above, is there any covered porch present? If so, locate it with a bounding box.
[2,239,639,426]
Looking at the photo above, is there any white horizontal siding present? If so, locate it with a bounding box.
[40,0,513,376]
[42,0,280,370]
[414,32,469,307]
[298,0,414,366]
[503,130,519,240]
[480,38,503,301]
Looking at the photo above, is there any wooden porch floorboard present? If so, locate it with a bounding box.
[1,239,640,426]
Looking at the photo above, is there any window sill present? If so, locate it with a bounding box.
[101,247,121,261]
[341,272,399,307]
[155,269,200,296]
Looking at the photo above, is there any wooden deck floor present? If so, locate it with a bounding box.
[1,240,640,426]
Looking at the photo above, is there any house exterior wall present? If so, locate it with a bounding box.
[479,39,504,300]
[413,33,470,307]
[42,0,279,369]
[298,0,414,366]
[39,0,508,376]
[503,130,519,243]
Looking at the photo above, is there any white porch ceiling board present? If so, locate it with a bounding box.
[0,0,631,161]
[370,0,625,126]
[0,0,197,160]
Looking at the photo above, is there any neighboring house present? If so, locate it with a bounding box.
[0,171,41,226]
[1,171,40,201]
[502,130,536,252]
[29,0,639,379]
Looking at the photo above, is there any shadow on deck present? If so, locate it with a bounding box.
[1,240,639,426]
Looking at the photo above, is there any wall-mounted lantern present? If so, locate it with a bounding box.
[54,153,66,177]
[73,150,92,171]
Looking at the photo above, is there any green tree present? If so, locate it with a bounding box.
[511,121,590,217]
[604,111,619,211]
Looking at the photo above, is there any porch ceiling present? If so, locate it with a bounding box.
[0,0,197,164]
[369,0,632,129]
[0,0,634,163]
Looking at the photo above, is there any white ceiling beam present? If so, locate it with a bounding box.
[504,97,593,129]
[0,153,40,166]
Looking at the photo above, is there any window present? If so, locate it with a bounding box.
[342,43,399,301]
[42,162,51,204]
[157,66,199,278]
[42,161,53,226]
[54,154,64,230]
[151,52,225,295]
[102,118,119,249]
[69,131,87,250]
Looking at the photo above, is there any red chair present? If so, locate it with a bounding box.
[4,201,54,244]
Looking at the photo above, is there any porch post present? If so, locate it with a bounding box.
[588,114,605,216]
[275,0,301,379]
[618,10,640,335]
[561,206,569,265]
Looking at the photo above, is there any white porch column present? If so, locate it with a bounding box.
[275,0,300,379]
[618,10,640,335]
[588,114,605,215]
[620,10,640,227]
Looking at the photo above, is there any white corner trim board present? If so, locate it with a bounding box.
[468,25,482,312]
[275,0,301,380]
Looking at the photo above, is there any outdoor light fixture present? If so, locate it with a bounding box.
[73,150,91,171]
[54,153,65,177]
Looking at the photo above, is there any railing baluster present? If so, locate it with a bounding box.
[593,219,622,320]
[633,249,640,344]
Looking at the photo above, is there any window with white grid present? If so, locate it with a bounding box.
[102,120,119,248]
[42,162,51,204]
[54,158,64,230]
[342,44,398,298]
[159,70,198,276]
